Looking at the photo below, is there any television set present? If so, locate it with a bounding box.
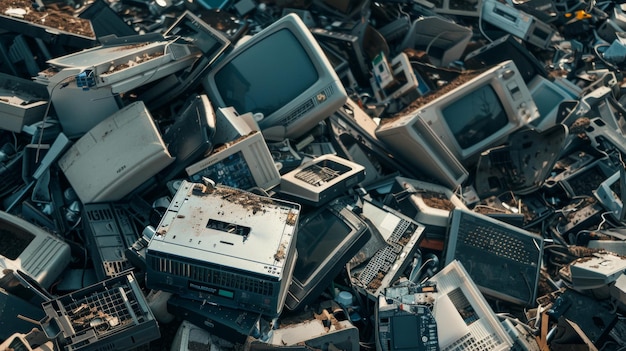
[202,13,348,141]
[375,60,539,189]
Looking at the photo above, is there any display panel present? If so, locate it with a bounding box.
[214,29,318,118]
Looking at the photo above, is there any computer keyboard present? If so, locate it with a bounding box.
[445,208,544,305]
[457,212,534,265]
[357,218,416,289]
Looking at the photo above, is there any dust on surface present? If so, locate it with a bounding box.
[0,0,95,37]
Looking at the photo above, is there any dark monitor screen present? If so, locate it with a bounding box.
[391,314,422,349]
[0,227,35,260]
[214,29,318,117]
[442,84,507,150]
[293,207,352,284]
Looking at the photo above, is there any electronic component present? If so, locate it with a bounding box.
[82,203,141,281]
[146,180,300,316]
[40,273,160,351]
[285,196,371,311]
[138,11,231,110]
[349,198,425,300]
[327,98,416,186]
[432,0,482,17]
[594,169,626,221]
[158,94,216,182]
[526,75,579,131]
[185,130,280,191]
[568,252,626,289]
[263,300,360,351]
[203,13,347,141]
[428,260,514,350]
[399,16,472,67]
[464,34,549,84]
[310,27,371,86]
[279,154,365,207]
[376,294,439,351]
[47,34,199,94]
[444,208,544,305]
[0,72,49,133]
[547,289,618,344]
[0,281,47,342]
[481,0,557,49]
[370,52,419,104]
[0,210,70,289]
[474,125,567,198]
[212,106,260,147]
[0,328,54,351]
[58,101,174,204]
[167,295,265,344]
[43,34,200,138]
[385,176,467,228]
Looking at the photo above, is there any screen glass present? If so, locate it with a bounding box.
[442,84,508,149]
[532,84,565,119]
[214,28,319,117]
[0,225,35,260]
[294,208,352,284]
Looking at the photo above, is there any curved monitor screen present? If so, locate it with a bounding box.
[294,208,352,284]
[442,84,507,150]
[214,29,319,118]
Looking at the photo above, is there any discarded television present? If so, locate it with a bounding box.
[202,13,348,141]
[376,60,538,189]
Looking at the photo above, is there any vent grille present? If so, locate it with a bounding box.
[149,256,275,297]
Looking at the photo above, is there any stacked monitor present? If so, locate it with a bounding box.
[376,60,539,189]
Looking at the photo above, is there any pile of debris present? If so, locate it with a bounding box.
[2,0,626,350]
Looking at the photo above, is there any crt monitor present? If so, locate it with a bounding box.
[202,13,348,141]
[375,60,539,189]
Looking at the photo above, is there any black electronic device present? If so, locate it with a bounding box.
[285,196,371,311]
[464,35,549,84]
[311,27,371,86]
[158,94,216,182]
[474,124,567,198]
[167,295,265,344]
[0,288,47,342]
[444,208,544,305]
[547,289,618,344]
[82,203,142,281]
